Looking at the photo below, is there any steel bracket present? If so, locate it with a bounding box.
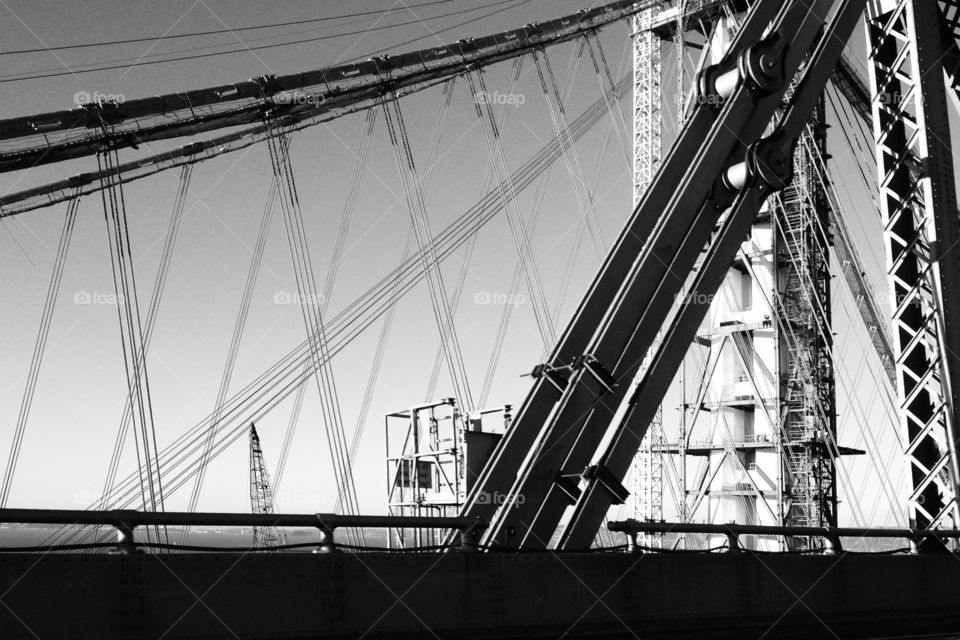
[582,464,629,505]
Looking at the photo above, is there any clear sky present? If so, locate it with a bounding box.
[0,0,905,527]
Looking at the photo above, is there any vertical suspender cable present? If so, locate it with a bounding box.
[266,128,364,544]
[94,164,192,543]
[466,68,556,349]
[423,65,522,403]
[277,105,379,503]
[532,45,605,264]
[96,131,167,545]
[0,193,80,507]
[382,94,474,410]
[181,179,278,544]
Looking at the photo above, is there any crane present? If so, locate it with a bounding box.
[249,423,286,549]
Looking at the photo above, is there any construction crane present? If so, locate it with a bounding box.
[249,423,286,549]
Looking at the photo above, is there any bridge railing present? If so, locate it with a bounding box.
[608,519,960,555]
[0,508,485,554]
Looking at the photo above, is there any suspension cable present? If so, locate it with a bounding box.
[424,61,523,403]
[53,75,630,544]
[181,179,279,544]
[465,67,556,349]
[382,93,474,410]
[96,134,168,546]
[93,164,193,543]
[274,105,379,499]
[532,45,605,264]
[0,193,80,508]
[266,129,364,545]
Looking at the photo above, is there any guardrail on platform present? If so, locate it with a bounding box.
[608,519,960,555]
[0,508,485,554]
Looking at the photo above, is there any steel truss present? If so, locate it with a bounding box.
[864,0,960,529]
[631,7,666,547]
[249,424,285,549]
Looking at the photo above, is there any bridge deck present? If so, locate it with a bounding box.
[2,551,959,639]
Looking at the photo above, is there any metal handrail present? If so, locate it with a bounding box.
[608,519,960,555]
[0,508,485,554]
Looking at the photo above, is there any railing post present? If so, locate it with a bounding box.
[823,535,842,555]
[112,520,139,555]
[725,531,740,554]
[313,516,337,553]
[909,536,921,555]
[457,521,484,552]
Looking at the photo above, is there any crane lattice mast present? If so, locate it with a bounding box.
[249,424,286,549]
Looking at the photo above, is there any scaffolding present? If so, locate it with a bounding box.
[631,4,841,551]
[385,399,509,548]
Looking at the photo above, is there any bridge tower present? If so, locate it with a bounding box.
[632,2,838,550]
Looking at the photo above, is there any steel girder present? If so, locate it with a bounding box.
[865,0,960,529]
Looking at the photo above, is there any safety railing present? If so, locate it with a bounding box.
[608,519,960,555]
[0,508,485,554]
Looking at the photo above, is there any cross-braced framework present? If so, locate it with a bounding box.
[631,7,665,548]
[773,109,839,535]
[864,0,960,529]
[631,4,840,551]
[249,424,286,549]
[385,400,509,548]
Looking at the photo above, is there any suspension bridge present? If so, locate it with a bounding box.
[1,0,960,637]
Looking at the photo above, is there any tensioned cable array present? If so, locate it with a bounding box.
[44,74,630,548]
[179,180,279,546]
[383,91,475,411]
[94,165,193,543]
[97,134,168,546]
[0,194,80,508]
[275,106,380,503]
[267,130,364,546]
